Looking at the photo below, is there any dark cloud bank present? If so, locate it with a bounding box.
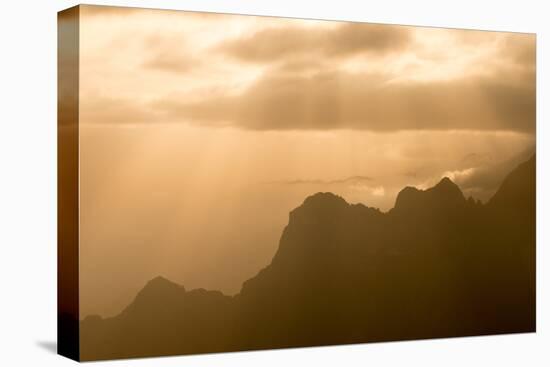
[86,21,535,133]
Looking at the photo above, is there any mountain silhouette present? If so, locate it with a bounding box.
[394,176,465,213]
[80,156,535,361]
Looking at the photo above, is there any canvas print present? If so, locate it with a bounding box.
[58,5,536,362]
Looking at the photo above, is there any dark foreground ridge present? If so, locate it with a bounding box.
[80,156,536,361]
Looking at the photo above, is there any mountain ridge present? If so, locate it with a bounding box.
[80,155,536,361]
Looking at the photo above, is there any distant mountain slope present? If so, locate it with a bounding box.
[80,156,535,361]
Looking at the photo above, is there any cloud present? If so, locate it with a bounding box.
[80,5,220,20]
[266,175,386,200]
[141,35,198,73]
[426,146,535,201]
[500,33,536,69]
[153,65,535,132]
[143,53,196,73]
[452,147,535,197]
[80,4,142,17]
[79,9,535,133]
[219,23,412,63]
[268,175,373,185]
[459,152,493,167]
[80,95,162,125]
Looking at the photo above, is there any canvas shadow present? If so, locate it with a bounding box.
[36,340,57,354]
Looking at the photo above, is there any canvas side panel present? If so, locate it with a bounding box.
[58,5,80,362]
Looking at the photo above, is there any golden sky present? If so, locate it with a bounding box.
[77,5,535,317]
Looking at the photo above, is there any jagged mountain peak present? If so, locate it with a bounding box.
[488,154,535,211]
[289,191,383,225]
[434,176,455,189]
[430,176,464,198]
[301,192,349,209]
[144,276,182,291]
[127,276,185,311]
[393,176,465,213]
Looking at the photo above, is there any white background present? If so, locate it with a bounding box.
[0,0,547,365]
